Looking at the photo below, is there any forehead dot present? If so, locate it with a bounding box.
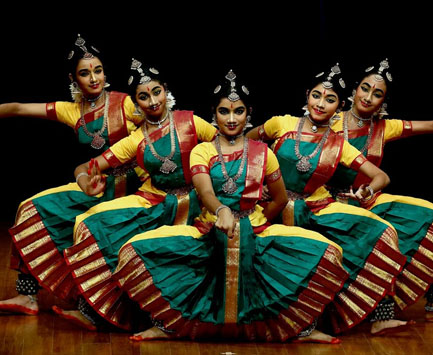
[323,90,327,95]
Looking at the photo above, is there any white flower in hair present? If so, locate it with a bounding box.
[166,91,176,110]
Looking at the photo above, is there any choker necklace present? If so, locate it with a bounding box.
[83,90,105,109]
[294,115,331,173]
[142,111,177,174]
[145,109,169,129]
[343,111,374,154]
[218,132,244,145]
[214,135,248,194]
[79,91,109,149]
[307,115,329,133]
[350,109,372,128]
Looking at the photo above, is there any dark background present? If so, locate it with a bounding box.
[0,2,431,221]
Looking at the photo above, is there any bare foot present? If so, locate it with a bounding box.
[129,326,171,341]
[52,305,96,331]
[371,319,414,335]
[293,330,341,344]
[0,294,38,315]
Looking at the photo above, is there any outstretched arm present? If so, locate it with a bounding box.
[409,120,433,136]
[0,103,48,119]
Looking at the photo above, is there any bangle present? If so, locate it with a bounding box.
[215,204,230,217]
[76,172,89,184]
[362,186,375,202]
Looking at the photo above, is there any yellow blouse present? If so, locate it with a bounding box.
[53,95,140,133]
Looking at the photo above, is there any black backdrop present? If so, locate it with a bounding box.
[0,2,431,221]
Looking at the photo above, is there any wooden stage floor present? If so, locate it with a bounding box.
[1,221,433,355]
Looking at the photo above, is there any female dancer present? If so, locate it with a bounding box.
[329,59,433,322]
[111,70,350,343]
[246,63,408,335]
[57,58,218,331]
[0,35,143,316]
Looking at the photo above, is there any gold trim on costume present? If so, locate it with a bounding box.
[15,203,38,225]
[224,222,240,324]
[401,269,428,290]
[395,280,418,301]
[354,275,385,296]
[21,235,51,256]
[411,258,433,278]
[173,194,190,225]
[364,262,394,283]
[13,221,46,242]
[372,248,403,273]
[28,249,58,269]
[66,243,101,264]
[81,270,111,292]
[73,257,107,278]
[337,291,367,320]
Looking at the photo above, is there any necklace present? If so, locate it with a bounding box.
[142,111,177,174]
[83,90,104,109]
[307,115,329,133]
[350,109,372,128]
[79,91,109,149]
[214,135,248,194]
[218,132,244,145]
[343,111,374,154]
[145,109,169,129]
[294,115,331,173]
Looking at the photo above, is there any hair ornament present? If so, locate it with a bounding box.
[316,63,345,89]
[128,58,159,85]
[214,69,249,102]
[68,34,98,60]
[365,58,393,83]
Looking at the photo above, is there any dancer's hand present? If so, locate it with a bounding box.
[261,185,271,201]
[215,207,236,238]
[77,159,106,196]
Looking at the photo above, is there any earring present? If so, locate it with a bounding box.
[133,103,143,116]
[348,89,356,108]
[211,114,218,127]
[245,115,253,128]
[302,104,310,116]
[69,81,82,102]
[330,108,342,124]
[374,103,388,118]
[104,76,110,89]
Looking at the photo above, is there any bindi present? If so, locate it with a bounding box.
[323,90,327,95]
